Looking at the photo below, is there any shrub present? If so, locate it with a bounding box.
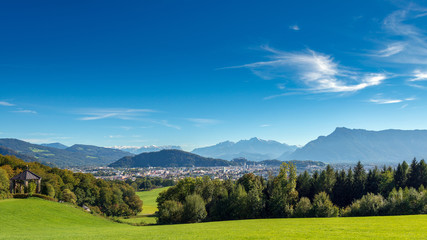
[26,182,37,196]
[0,168,11,200]
[32,193,57,202]
[293,197,312,217]
[158,200,184,224]
[385,187,425,215]
[312,192,338,217]
[345,193,386,216]
[61,189,77,204]
[183,194,207,223]
[45,183,55,198]
[12,193,28,199]
[12,193,57,202]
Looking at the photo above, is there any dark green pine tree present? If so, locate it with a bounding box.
[394,161,409,189]
[352,161,367,200]
[342,168,354,206]
[408,159,427,189]
[296,170,311,198]
[365,167,381,194]
[318,165,336,195]
[407,158,419,188]
[331,169,347,207]
[309,171,320,199]
[420,160,427,187]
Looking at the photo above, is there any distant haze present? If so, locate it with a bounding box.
[281,127,427,164]
[192,137,297,161]
[110,145,182,154]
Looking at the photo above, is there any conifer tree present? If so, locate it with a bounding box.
[353,161,367,199]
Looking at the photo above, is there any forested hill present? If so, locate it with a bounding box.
[0,139,132,167]
[65,144,133,165]
[109,149,234,168]
[0,146,39,163]
[283,127,427,164]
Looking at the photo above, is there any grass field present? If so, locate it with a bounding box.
[118,187,169,224]
[1,198,426,240]
[137,187,169,215]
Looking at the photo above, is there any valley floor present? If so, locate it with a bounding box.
[0,198,426,240]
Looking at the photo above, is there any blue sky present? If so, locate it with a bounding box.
[1,0,427,150]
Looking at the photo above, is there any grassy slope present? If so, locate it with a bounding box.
[137,187,170,215]
[1,198,426,240]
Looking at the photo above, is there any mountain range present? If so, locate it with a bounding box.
[192,137,298,161]
[2,127,427,167]
[281,127,427,164]
[110,145,182,154]
[0,139,132,167]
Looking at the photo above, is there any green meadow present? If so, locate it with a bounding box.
[137,187,170,215]
[0,197,426,240]
[118,187,169,224]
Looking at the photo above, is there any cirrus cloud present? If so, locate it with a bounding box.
[0,101,14,106]
[77,108,155,121]
[228,46,387,97]
[186,118,221,127]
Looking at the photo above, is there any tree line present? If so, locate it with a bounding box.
[156,159,427,224]
[125,176,174,191]
[0,154,142,217]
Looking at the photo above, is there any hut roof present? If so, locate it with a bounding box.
[10,170,41,180]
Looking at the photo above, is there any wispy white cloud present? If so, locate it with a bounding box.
[376,42,406,57]
[22,139,50,144]
[0,101,14,106]
[230,46,386,96]
[277,83,286,90]
[410,69,427,81]
[77,108,155,121]
[108,135,124,139]
[289,25,300,31]
[373,5,427,64]
[13,109,37,114]
[186,118,221,127]
[370,98,403,104]
[260,124,270,127]
[369,96,415,104]
[22,136,71,144]
[151,120,181,130]
[264,91,304,100]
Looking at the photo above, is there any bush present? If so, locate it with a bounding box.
[26,182,37,196]
[12,193,28,199]
[45,183,55,198]
[312,192,338,217]
[12,193,57,202]
[0,168,11,200]
[158,200,184,224]
[61,189,77,204]
[345,193,386,216]
[32,193,57,202]
[183,194,207,223]
[293,197,312,217]
[385,187,426,215]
